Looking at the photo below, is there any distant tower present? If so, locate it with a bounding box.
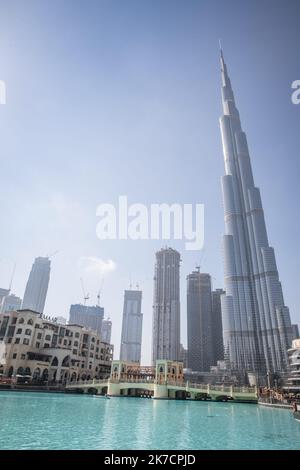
[69,304,104,336]
[101,318,112,344]
[211,288,225,364]
[291,324,299,341]
[0,288,10,309]
[120,290,143,362]
[22,257,51,314]
[187,269,213,371]
[1,294,22,313]
[152,247,181,363]
[219,49,293,373]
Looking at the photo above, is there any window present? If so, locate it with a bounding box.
[27,319,33,325]
[73,349,78,355]
[25,329,32,336]
[12,353,17,359]
[7,338,12,344]
[91,337,95,343]
[0,317,9,337]
[96,347,99,353]
[74,341,78,347]
[75,332,80,338]
[23,338,29,345]
[18,318,24,324]
[15,338,20,344]
[7,326,15,337]
[45,335,51,341]
[21,354,26,360]
[36,342,40,348]
[16,328,22,334]
[89,353,93,358]
[11,317,17,325]
[44,343,50,348]
[37,333,42,339]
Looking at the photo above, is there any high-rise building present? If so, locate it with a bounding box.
[69,304,104,336]
[152,247,181,363]
[22,257,51,314]
[291,324,300,341]
[211,289,225,364]
[120,290,143,363]
[1,294,22,313]
[0,288,10,307]
[179,343,188,368]
[187,269,213,372]
[101,318,112,344]
[219,50,293,374]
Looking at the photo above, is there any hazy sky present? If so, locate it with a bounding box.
[0,0,299,364]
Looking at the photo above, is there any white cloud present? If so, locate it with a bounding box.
[79,256,116,276]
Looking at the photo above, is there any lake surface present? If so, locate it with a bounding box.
[0,391,299,450]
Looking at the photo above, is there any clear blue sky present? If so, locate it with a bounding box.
[0,0,299,364]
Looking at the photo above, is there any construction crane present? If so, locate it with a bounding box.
[8,262,16,292]
[97,279,104,306]
[80,278,90,306]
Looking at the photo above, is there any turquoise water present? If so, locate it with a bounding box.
[0,391,299,450]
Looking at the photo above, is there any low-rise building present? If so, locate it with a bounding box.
[0,309,113,384]
[283,338,300,397]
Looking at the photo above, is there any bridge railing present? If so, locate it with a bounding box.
[186,383,256,394]
[66,379,108,387]
[113,378,155,384]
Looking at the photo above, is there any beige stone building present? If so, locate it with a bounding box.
[0,309,113,384]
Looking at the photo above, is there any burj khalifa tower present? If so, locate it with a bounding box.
[219,50,293,375]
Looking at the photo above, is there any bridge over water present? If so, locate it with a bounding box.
[66,378,257,403]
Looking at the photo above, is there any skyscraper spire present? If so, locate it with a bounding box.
[219,52,293,376]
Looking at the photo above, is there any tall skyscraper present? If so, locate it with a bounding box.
[291,324,299,340]
[187,269,213,372]
[22,257,51,314]
[152,247,181,363]
[179,343,188,368]
[69,304,104,336]
[211,289,225,364]
[219,50,293,374]
[120,290,143,363]
[101,318,112,344]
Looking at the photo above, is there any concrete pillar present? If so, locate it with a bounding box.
[154,384,168,399]
[107,381,121,397]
